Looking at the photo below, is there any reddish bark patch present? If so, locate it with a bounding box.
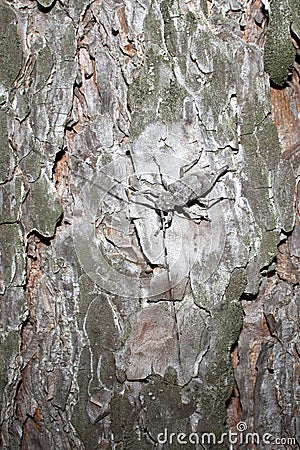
[270,62,300,161]
[276,242,299,284]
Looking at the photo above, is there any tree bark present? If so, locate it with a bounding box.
[0,0,299,449]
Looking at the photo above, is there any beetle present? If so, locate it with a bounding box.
[128,155,230,235]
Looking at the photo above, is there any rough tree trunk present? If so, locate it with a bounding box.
[0,0,299,449]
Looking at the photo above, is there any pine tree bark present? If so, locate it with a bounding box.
[0,0,299,449]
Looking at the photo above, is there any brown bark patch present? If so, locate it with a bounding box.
[270,63,300,161]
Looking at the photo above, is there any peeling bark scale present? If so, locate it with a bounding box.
[0,0,299,449]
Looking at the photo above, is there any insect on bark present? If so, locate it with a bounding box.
[128,155,230,235]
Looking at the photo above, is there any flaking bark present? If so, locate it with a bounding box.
[0,0,299,449]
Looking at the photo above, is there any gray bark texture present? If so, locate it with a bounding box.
[0,0,299,449]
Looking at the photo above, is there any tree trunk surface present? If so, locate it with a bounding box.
[0,0,299,449]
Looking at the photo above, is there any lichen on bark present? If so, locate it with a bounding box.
[264,0,300,86]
